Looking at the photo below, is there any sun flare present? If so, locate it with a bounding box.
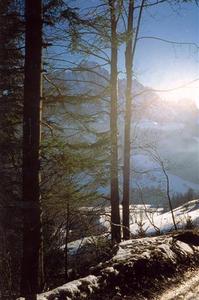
[158,81,199,109]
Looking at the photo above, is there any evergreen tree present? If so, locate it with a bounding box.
[0,0,23,298]
[21,0,44,298]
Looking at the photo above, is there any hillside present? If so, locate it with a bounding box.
[52,63,199,202]
[130,199,199,236]
[65,199,199,257]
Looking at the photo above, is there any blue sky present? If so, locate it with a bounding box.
[49,1,199,102]
[131,1,199,96]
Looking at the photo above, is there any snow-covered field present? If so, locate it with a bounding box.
[66,200,199,256]
[99,199,199,237]
[130,199,199,235]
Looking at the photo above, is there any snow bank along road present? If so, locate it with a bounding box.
[18,231,199,300]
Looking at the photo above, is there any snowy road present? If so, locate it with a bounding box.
[158,269,199,300]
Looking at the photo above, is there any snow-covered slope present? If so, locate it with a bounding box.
[130,199,199,235]
[96,200,199,238]
[133,154,199,195]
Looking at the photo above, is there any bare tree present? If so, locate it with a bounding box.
[136,182,161,235]
[109,0,121,243]
[122,0,145,239]
[141,146,177,231]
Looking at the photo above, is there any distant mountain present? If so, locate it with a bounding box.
[133,154,199,195]
[48,61,199,200]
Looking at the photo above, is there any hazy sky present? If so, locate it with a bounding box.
[131,1,199,102]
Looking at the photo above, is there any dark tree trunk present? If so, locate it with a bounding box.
[162,164,177,231]
[109,0,121,243]
[21,0,44,298]
[122,0,134,240]
[65,202,70,282]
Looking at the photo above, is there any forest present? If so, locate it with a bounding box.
[1,0,199,300]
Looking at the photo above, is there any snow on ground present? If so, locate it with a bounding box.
[98,204,163,236]
[65,235,107,256]
[18,232,199,300]
[98,200,199,238]
[65,200,199,256]
[130,199,199,236]
[18,275,100,300]
[158,269,199,300]
[63,237,91,255]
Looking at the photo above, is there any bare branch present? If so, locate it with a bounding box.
[137,36,199,49]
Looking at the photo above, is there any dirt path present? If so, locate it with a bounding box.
[157,268,199,300]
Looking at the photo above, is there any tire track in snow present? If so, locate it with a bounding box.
[158,269,199,300]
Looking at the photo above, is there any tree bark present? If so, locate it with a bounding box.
[65,202,70,282]
[21,0,44,298]
[162,163,177,231]
[109,0,121,243]
[122,0,134,240]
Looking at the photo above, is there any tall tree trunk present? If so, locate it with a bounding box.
[109,0,121,243]
[65,202,70,282]
[122,0,134,240]
[122,0,145,240]
[21,0,43,299]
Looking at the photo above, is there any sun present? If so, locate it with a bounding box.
[158,81,199,109]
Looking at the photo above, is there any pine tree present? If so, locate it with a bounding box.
[0,0,23,298]
[21,0,44,298]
